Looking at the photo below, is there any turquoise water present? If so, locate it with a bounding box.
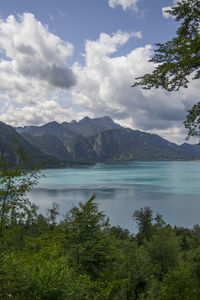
[29,161,200,233]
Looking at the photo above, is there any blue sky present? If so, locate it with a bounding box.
[1,0,177,63]
[0,0,199,143]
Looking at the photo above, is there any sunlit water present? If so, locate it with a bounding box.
[28,161,200,233]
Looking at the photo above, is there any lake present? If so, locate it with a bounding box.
[29,161,200,233]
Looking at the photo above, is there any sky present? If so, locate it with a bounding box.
[0,0,199,144]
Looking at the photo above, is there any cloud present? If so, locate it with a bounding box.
[0,97,93,127]
[48,13,55,21]
[57,10,66,18]
[0,13,76,91]
[108,0,140,11]
[0,13,79,127]
[0,13,198,144]
[0,100,70,126]
[162,1,177,19]
[132,31,142,38]
[71,31,200,144]
[162,6,175,19]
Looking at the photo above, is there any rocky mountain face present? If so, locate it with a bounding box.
[66,128,200,161]
[0,121,70,168]
[4,116,200,165]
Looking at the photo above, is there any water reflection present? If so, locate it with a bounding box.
[29,183,200,233]
[28,162,200,233]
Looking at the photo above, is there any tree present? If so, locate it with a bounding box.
[47,202,59,226]
[0,147,41,267]
[133,207,154,243]
[133,207,166,245]
[63,194,112,278]
[184,102,200,140]
[158,264,200,300]
[147,227,180,278]
[0,148,41,237]
[132,0,200,138]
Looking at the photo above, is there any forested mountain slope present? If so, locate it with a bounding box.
[10,116,200,163]
[0,121,70,168]
[21,132,72,161]
[66,127,200,161]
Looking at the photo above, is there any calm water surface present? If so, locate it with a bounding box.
[29,161,200,233]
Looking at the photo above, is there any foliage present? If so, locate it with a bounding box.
[63,194,113,279]
[184,101,200,140]
[132,0,200,139]
[0,251,110,300]
[133,207,166,244]
[146,227,180,278]
[0,147,41,237]
[133,207,153,243]
[158,264,200,300]
[133,0,200,92]
[1,155,200,299]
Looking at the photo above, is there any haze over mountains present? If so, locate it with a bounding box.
[1,116,200,168]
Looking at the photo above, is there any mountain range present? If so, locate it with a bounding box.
[0,116,200,168]
[16,116,121,145]
[0,121,71,168]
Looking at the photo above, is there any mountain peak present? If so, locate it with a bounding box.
[79,116,91,123]
[100,116,115,124]
[79,116,116,124]
[102,116,112,121]
[43,121,60,127]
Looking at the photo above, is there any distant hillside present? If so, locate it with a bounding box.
[66,128,200,161]
[62,116,121,137]
[179,143,200,157]
[21,132,72,161]
[0,121,70,168]
[13,116,200,163]
[16,116,121,144]
[16,121,75,143]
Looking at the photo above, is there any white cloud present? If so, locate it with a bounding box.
[0,13,79,126]
[71,31,200,143]
[0,13,76,91]
[108,0,140,11]
[132,31,142,38]
[0,13,198,144]
[162,6,173,19]
[0,97,93,127]
[57,10,66,18]
[0,101,70,126]
[162,6,175,19]
[162,0,178,19]
[48,13,55,21]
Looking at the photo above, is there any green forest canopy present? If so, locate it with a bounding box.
[1,153,200,299]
